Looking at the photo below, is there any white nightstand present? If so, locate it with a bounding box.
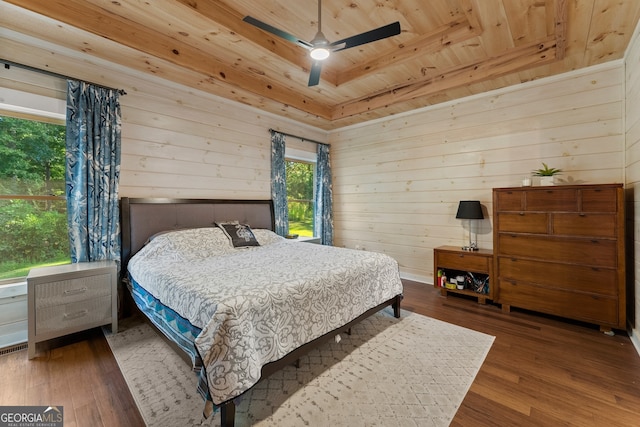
[27,260,118,359]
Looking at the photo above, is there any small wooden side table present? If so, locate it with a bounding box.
[433,246,494,304]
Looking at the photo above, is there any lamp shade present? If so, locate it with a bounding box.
[456,200,484,219]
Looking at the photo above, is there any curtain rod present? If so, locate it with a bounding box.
[2,59,127,96]
[269,128,329,146]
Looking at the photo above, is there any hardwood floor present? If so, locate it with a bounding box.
[1,280,640,426]
[403,281,640,426]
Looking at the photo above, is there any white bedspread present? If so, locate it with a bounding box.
[127,228,403,404]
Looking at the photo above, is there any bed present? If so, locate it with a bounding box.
[120,197,404,426]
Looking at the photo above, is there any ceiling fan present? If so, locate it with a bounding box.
[243,0,401,86]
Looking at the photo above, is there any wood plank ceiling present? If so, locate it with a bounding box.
[3,0,640,130]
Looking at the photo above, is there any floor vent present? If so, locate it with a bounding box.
[0,342,28,357]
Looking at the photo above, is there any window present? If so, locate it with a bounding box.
[286,159,315,237]
[0,115,69,282]
[285,138,317,237]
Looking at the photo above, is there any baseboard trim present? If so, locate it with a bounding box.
[629,328,640,358]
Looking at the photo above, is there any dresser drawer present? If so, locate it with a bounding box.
[552,213,616,237]
[497,257,617,296]
[526,188,578,211]
[495,212,548,233]
[581,187,618,212]
[497,234,617,267]
[436,251,489,272]
[34,273,112,308]
[497,279,618,325]
[35,295,112,335]
[495,190,524,211]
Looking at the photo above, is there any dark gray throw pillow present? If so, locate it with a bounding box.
[216,222,260,247]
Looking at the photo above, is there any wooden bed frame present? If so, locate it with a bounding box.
[119,197,403,426]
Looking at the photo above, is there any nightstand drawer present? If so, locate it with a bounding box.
[34,273,112,308]
[35,295,112,335]
[437,251,489,272]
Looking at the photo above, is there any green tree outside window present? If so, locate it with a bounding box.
[0,116,69,280]
[286,160,314,237]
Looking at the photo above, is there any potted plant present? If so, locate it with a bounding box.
[533,163,561,186]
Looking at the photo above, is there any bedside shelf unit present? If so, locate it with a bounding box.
[433,246,494,304]
[27,260,118,359]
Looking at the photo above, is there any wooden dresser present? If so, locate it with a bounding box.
[493,184,626,332]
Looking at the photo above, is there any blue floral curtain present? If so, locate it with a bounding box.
[315,143,333,245]
[65,80,122,263]
[270,130,288,236]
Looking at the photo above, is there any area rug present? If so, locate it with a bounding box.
[104,308,494,426]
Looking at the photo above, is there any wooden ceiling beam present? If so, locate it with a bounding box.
[554,0,568,60]
[175,0,339,86]
[5,0,332,119]
[336,18,481,86]
[332,37,558,120]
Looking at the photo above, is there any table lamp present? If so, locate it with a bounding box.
[456,200,484,251]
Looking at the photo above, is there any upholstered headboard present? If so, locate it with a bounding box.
[120,197,275,271]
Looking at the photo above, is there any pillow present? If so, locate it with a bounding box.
[144,226,216,245]
[216,222,260,248]
[142,227,236,261]
[252,229,285,246]
[144,227,202,245]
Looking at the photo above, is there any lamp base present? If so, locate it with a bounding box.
[461,245,479,251]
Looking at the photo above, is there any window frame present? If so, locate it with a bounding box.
[285,145,317,238]
[0,84,68,285]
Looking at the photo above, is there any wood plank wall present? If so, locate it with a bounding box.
[329,62,625,283]
[0,27,327,201]
[624,20,640,351]
[118,76,326,199]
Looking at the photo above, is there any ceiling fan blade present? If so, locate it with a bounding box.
[308,61,323,86]
[243,16,313,49]
[330,21,401,52]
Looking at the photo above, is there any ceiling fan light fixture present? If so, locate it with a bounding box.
[310,47,330,60]
[243,0,401,86]
[310,30,330,61]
